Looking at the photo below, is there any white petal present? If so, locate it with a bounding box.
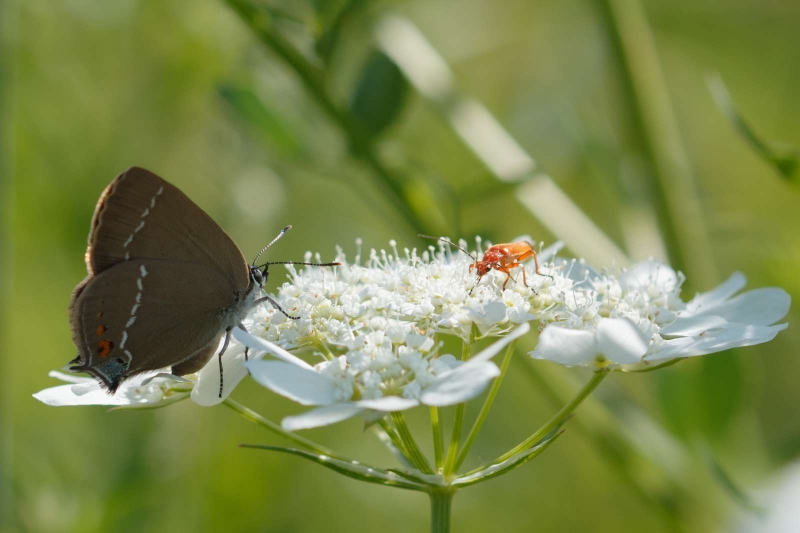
[33,385,128,407]
[692,288,791,326]
[47,370,94,385]
[192,343,266,407]
[420,362,500,406]
[470,322,530,364]
[531,326,598,365]
[355,396,419,411]
[281,404,364,431]
[660,315,729,337]
[247,360,339,406]
[646,323,788,361]
[233,328,312,368]
[596,318,649,364]
[685,272,747,313]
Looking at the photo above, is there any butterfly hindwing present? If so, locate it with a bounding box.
[69,259,236,392]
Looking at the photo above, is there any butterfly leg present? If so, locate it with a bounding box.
[237,321,250,362]
[218,326,232,398]
[253,295,301,320]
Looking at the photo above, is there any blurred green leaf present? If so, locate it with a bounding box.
[218,83,301,156]
[701,443,766,516]
[349,52,409,138]
[697,353,744,439]
[240,444,427,491]
[655,365,697,439]
[707,73,799,182]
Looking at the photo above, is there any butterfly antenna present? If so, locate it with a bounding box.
[260,261,341,268]
[252,225,292,266]
[418,234,476,261]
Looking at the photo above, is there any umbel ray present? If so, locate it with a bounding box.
[67,167,339,399]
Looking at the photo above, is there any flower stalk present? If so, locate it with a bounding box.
[429,489,454,533]
[430,407,445,472]
[392,412,434,474]
[495,370,609,464]
[443,339,471,476]
[453,340,518,472]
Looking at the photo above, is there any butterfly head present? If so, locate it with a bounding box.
[250,264,266,288]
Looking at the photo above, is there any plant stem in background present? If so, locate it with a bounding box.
[600,0,717,288]
[496,371,609,463]
[429,489,454,533]
[223,0,426,236]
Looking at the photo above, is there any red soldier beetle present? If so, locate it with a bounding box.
[420,235,548,292]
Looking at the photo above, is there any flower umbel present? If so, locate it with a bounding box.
[532,260,791,368]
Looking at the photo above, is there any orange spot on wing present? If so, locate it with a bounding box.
[97,340,113,358]
[96,325,107,336]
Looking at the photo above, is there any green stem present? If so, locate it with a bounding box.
[222,398,334,457]
[391,412,433,474]
[495,371,609,463]
[453,341,517,472]
[443,340,471,475]
[600,0,716,287]
[378,418,417,468]
[223,0,425,235]
[430,407,445,472]
[429,490,454,533]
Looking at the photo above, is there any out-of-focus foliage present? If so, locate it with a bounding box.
[2,0,799,532]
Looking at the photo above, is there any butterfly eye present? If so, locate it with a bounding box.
[250,267,264,286]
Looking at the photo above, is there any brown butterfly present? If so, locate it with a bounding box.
[68,167,338,396]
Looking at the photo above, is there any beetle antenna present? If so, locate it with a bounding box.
[418,234,476,261]
[252,225,292,266]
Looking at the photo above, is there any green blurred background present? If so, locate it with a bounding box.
[2,0,800,531]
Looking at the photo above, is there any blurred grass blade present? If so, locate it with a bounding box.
[375,14,630,267]
[218,83,301,156]
[707,73,798,181]
[701,443,766,516]
[349,51,408,138]
[240,444,427,491]
[452,429,564,488]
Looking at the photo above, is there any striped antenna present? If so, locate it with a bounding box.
[252,225,292,266]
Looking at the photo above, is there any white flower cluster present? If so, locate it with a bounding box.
[533,260,790,369]
[261,238,565,346]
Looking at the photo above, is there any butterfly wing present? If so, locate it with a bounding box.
[69,259,235,392]
[86,166,249,289]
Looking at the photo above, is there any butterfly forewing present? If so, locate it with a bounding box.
[87,167,249,288]
[70,260,233,391]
